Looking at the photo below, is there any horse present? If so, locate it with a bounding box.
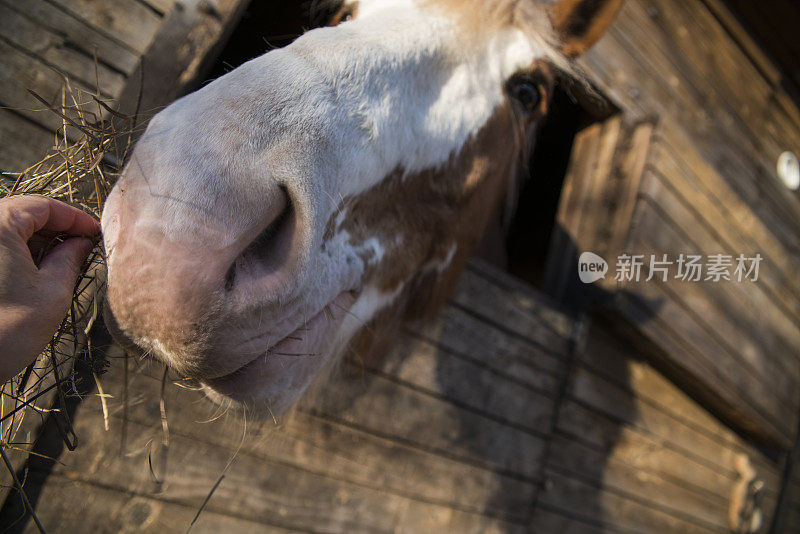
[101,0,622,414]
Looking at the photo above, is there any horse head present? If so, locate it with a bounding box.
[101,0,621,413]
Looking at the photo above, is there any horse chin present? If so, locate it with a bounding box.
[198,290,359,415]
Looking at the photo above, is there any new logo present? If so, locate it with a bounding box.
[578,252,608,284]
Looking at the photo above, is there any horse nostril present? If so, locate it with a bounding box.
[243,186,292,262]
[224,264,236,291]
[225,185,294,292]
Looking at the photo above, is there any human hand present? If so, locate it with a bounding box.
[0,195,100,383]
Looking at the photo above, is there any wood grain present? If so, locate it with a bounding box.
[0,3,126,96]
[0,109,54,173]
[4,264,784,532]
[0,0,140,76]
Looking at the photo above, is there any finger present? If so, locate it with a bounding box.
[39,198,100,236]
[37,237,94,300]
[0,195,99,243]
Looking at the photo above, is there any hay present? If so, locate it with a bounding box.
[0,75,133,524]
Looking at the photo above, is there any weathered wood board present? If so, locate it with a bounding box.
[0,0,250,174]
[547,0,800,450]
[0,261,787,532]
[551,112,800,449]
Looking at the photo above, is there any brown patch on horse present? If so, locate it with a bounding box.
[425,0,553,35]
[323,61,556,370]
[327,100,531,321]
[329,1,358,26]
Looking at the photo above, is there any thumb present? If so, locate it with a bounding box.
[38,237,94,299]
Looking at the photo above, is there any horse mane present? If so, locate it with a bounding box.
[424,0,574,74]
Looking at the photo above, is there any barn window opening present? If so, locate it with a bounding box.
[503,81,619,290]
[207,2,338,81]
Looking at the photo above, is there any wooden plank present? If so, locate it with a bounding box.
[651,129,800,323]
[558,120,608,246]
[137,0,178,16]
[574,118,621,249]
[0,0,140,76]
[87,347,541,522]
[360,333,556,438]
[611,286,791,449]
[627,194,798,424]
[544,120,605,301]
[539,469,721,534]
[0,39,101,136]
[450,262,573,351]
[655,0,800,221]
[548,434,730,531]
[578,5,800,254]
[287,413,533,524]
[399,499,526,534]
[787,507,800,534]
[577,324,782,493]
[556,396,779,529]
[658,120,800,272]
[93,269,557,485]
[409,305,563,393]
[561,367,781,494]
[31,414,517,533]
[114,0,251,144]
[545,118,632,300]
[615,273,793,450]
[561,422,742,505]
[611,0,800,230]
[555,403,779,532]
[49,369,533,531]
[606,121,654,259]
[0,109,54,173]
[637,169,800,398]
[529,507,608,534]
[61,368,744,532]
[545,118,654,301]
[562,377,734,478]
[465,260,574,339]
[5,259,788,531]
[308,361,547,481]
[641,0,772,128]
[718,0,800,103]
[638,172,799,381]
[5,475,298,534]
[699,0,783,88]
[0,4,126,96]
[36,267,567,528]
[47,0,162,55]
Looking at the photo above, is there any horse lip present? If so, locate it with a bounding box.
[205,288,360,386]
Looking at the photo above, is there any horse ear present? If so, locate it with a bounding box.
[548,0,623,58]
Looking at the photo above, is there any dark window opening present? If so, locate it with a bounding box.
[505,81,618,289]
[207,2,340,81]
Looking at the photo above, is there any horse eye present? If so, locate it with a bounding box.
[507,78,543,112]
[331,5,356,25]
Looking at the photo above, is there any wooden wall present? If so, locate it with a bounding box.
[547,0,800,451]
[0,0,161,171]
[721,0,800,110]
[2,260,791,532]
[0,0,249,173]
